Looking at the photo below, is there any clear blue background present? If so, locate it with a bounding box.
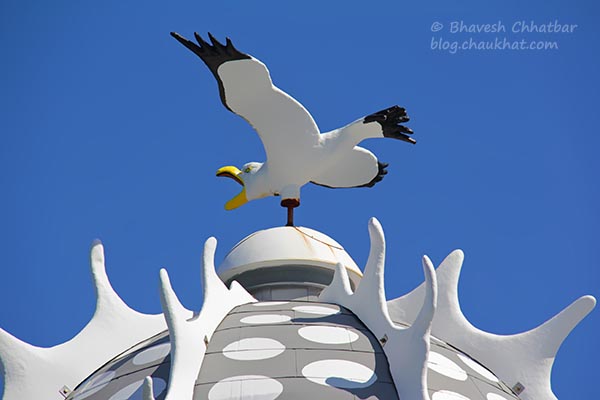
[1,0,598,398]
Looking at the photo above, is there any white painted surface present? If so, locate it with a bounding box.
[387,249,596,400]
[156,237,256,400]
[240,314,291,325]
[222,338,285,360]
[486,394,508,400]
[431,390,471,400]
[428,352,468,381]
[218,226,362,286]
[215,56,397,208]
[456,353,498,382]
[207,375,283,400]
[301,359,377,388]
[319,217,438,400]
[132,343,171,366]
[142,376,155,400]
[252,301,289,307]
[0,241,166,400]
[298,326,359,344]
[293,305,340,316]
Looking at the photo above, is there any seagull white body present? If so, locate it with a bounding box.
[172,32,415,210]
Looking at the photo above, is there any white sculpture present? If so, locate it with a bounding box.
[319,218,437,400]
[0,241,166,400]
[171,32,416,223]
[156,237,256,400]
[387,249,596,400]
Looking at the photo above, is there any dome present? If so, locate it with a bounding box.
[3,221,593,400]
[217,226,363,300]
[66,301,518,400]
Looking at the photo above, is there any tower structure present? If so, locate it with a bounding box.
[0,31,595,400]
[0,219,595,400]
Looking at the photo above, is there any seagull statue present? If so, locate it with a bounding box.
[171,32,415,225]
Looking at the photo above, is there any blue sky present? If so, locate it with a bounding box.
[1,0,598,398]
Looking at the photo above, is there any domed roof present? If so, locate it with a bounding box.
[217,226,362,288]
[4,221,590,400]
[66,301,519,400]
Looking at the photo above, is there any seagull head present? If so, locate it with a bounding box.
[216,162,264,210]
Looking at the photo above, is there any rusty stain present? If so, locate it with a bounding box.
[293,226,345,265]
[293,227,345,250]
[222,226,357,276]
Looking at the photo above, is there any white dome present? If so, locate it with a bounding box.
[217,226,362,287]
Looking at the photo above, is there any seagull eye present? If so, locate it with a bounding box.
[244,167,252,173]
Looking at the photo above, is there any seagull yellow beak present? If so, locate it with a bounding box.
[216,166,248,210]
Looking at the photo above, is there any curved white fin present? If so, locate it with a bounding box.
[142,376,155,400]
[0,241,166,400]
[160,237,256,400]
[319,217,437,400]
[387,249,596,400]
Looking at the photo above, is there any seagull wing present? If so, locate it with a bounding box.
[171,32,320,166]
[312,105,415,189]
[311,146,387,188]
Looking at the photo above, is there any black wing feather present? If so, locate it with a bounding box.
[364,105,416,144]
[310,161,389,189]
[170,32,251,111]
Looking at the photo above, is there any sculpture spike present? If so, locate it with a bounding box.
[334,261,354,296]
[319,262,353,304]
[387,247,595,400]
[387,249,463,327]
[388,254,437,400]
[0,241,165,400]
[529,295,596,358]
[201,237,222,301]
[90,240,134,315]
[319,218,436,400]
[359,217,386,295]
[159,238,256,400]
[142,376,156,400]
[159,268,190,335]
[410,255,437,337]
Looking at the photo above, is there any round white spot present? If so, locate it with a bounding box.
[486,394,508,400]
[208,375,283,400]
[428,352,468,381]
[298,326,359,344]
[240,314,291,325]
[302,359,376,388]
[432,390,471,400]
[132,342,171,366]
[72,371,115,399]
[293,305,340,316]
[223,338,285,360]
[253,301,289,307]
[457,353,498,382]
[109,380,144,400]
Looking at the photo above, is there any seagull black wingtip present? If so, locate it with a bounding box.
[170,31,188,44]
[194,32,210,48]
